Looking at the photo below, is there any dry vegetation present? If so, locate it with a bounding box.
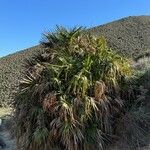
[0,108,12,118]
[0,16,150,150]
[13,27,150,150]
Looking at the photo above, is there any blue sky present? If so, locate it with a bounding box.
[0,0,150,57]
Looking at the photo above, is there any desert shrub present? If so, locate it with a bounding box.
[112,107,150,150]
[133,56,150,105]
[134,56,150,71]
[114,84,150,149]
[14,27,133,150]
[110,56,150,150]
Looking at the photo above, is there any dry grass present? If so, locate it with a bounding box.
[0,108,12,118]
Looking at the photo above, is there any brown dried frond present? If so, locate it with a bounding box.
[43,92,57,112]
[26,63,44,80]
[70,34,96,54]
[33,63,44,77]
[94,81,106,101]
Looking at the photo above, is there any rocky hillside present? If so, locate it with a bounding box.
[0,45,42,106]
[88,16,150,58]
[1,15,150,106]
[89,16,150,58]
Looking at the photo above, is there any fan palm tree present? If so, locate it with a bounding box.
[14,26,132,150]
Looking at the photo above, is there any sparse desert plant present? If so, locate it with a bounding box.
[134,56,150,71]
[113,107,150,150]
[14,27,133,150]
[114,83,150,149]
